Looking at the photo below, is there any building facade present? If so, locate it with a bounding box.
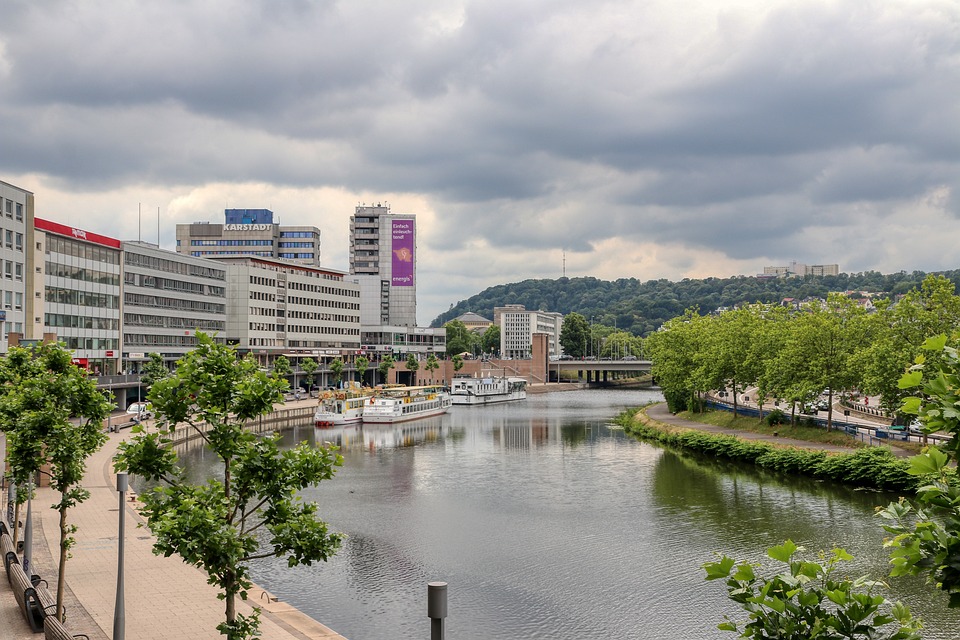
[359,324,446,361]
[494,304,563,359]
[28,218,122,374]
[121,241,229,370]
[763,261,840,277]
[348,204,416,326]
[211,256,361,366]
[0,181,31,354]
[176,209,322,267]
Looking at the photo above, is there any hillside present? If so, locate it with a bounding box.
[430,269,960,336]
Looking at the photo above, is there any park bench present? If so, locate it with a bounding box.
[2,530,18,585]
[44,615,90,640]
[9,560,59,632]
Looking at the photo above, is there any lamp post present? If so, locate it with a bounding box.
[114,472,128,640]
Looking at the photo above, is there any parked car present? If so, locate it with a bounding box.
[126,402,153,421]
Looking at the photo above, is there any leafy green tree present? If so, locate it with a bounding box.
[355,356,369,386]
[273,355,291,377]
[405,353,420,383]
[704,540,921,639]
[452,354,464,374]
[424,354,439,384]
[330,358,344,388]
[560,312,589,358]
[300,357,318,394]
[377,355,395,386]
[445,320,478,356]
[880,334,960,606]
[644,309,711,412]
[481,324,500,355]
[115,333,343,639]
[0,342,112,621]
[699,306,764,418]
[140,352,169,388]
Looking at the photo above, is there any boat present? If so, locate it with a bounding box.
[362,385,452,424]
[315,385,371,426]
[449,376,528,406]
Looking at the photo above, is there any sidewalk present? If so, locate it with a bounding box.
[1,399,348,640]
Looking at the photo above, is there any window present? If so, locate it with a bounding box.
[15,233,22,251]
[4,200,11,217]
[5,230,12,248]
[4,291,11,309]
[14,292,21,310]
[4,261,10,279]
[15,263,22,281]
[15,203,22,221]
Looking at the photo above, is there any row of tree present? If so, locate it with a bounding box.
[644,275,960,427]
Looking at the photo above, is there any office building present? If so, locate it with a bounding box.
[176,209,322,267]
[0,181,31,354]
[494,304,563,360]
[763,261,840,277]
[348,204,416,326]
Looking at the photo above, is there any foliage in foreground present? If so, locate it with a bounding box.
[115,333,343,639]
[704,540,922,639]
[617,408,918,492]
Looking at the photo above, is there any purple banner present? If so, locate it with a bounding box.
[391,218,415,287]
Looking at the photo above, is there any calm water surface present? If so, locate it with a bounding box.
[180,389,960,639]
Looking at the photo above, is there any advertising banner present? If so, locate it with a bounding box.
[391,218,415,287]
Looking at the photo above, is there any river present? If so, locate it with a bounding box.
[180,389,960,639]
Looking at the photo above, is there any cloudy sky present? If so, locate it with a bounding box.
[1,0,957,324]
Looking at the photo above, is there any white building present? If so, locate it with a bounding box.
[494,304,563,360]
[176,209,322,267]
[348,204,416,326]
[763,261,839,277]
[0,181,30,354]
[121,241,229,369]
[211,256,361,366]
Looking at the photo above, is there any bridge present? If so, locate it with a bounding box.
[548,358,652,384]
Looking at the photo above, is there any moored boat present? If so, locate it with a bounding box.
[449,375,528,405]
[362,385,452,424]
[315,386,371,426]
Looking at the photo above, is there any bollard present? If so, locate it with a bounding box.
[114,472,127,640]
[427,581,447,640]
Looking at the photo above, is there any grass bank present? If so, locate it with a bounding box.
[616,405,920,493]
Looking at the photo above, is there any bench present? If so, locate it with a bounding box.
[9,560,59,631]
[2,531,18,585]
[44,615,89,640]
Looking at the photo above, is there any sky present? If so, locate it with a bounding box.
[1,0,958,325]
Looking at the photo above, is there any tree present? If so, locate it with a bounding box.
[300,357,318,394]
[481,324,500,355]
[0,341,111,621]
[115,332,343,639]
[377,355,394,385]
[355,356,369,386]
[405,353,420,383]
[559,312,590,358]
[273,355,291,377]
[445,320,478,356]
[330,358,344,388]
[705,540,921,639]
[140,352,169,388]
[452,354,464,375]
[424,354,439,384]
[880,334,960,606]
[643,310,710,412]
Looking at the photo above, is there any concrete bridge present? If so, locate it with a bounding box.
[548,358,652,384]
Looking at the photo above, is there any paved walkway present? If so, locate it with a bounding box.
[1,400,348,640]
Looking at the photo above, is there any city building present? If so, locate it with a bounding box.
[27,218,122,374]
[360,325,446,361]
[494,304,563,360]
[348,204,416,326]
[0,181,31,354]
[453,312,493,332]
[176,209,322,267]
[121,241,229,370]
[762,261,840,277]
[209,256,361,367]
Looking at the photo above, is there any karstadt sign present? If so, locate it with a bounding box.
[224,224,273,231]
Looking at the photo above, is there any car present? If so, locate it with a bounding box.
[126,402,153,421]
[623,355,638,361]
[908,419,924,436]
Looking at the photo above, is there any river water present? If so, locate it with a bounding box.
[180,389,960,639]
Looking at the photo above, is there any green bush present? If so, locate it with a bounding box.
[765,408,787,426]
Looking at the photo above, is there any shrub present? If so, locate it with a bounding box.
[765,408,787,426]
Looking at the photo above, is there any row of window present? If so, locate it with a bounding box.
[46,313,118,330]
[287,282,359,297]
[60,336,120,351]
[250,275,276,287]
[46,287,120,308]
[287,296,359,310]
[190,239,274,246]
[124,272,225,297]
[2,230,23,252]
[123,334,202,347]
[190,251,274,258]
[279,231,318,238]
[46,236,120,264]
[3,261,22,281]
[125,252,226,280]
[247,322,360,335]
[47,261,120,286]
[287,310,359,323]
[123,313,225,332]
[277,242,314,248]
[3,200,24,221]
[278,252,316,260]
[124,293,226,314]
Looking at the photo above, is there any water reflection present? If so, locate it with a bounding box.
[174,390,960,640]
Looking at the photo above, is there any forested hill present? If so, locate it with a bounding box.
[430,269,960,336]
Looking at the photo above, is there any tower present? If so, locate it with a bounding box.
[349,204,416,326]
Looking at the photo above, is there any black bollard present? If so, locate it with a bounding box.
[427,581,447,640]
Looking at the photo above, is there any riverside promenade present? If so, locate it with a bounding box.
[1,398,347,640]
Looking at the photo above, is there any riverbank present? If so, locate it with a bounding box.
[0,397,347,640]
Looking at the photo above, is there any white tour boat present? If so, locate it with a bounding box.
[315,386,370,427]
[449,376,528,406]
[362,385,452,424]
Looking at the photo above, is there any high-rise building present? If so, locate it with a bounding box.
[348,204,416,326]
[0,180,31,354]
[176,209,322,267]
[494,304,563,360]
